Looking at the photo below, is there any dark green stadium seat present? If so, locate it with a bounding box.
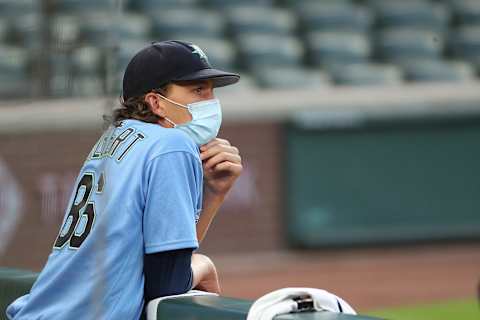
[227,6,296,36]
[253,67,330,89]
[49,51,74,97]
[0,45,29,75]
[328,63,404,86]
[445,0,480,25]
[284,0,353,8]
[237,34,304,68]
[0,18,9,43]
[203,0,273,9]
[131,0,199,11]
[78,13,114,45]
[0,73,31,98]
[55,0,113,14]
[50,74,74,97]
[306,31,371,67]
[72,75,105,97]
[116,13,153,40]
[399,59,476,82]
[50,50,71,76]
[0,0,38,17]
[370,0,450,32]
[10,13,41,48]
[296,2,373,33]
[72,46,103,76]
[448,26,480,69]
[50,15,81,48]
[79,13,151,46]
[375,28,444,62]
[149,8,225,38]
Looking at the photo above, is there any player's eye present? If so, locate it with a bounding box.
[193,86,203,94]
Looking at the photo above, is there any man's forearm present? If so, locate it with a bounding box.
[196,189,226,243]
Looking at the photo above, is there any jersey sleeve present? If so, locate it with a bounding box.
[143,151,202,254]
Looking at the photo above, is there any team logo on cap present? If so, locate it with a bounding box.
[189,44,209,63]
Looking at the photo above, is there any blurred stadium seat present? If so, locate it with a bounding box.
[375,28,444,62]
[130,0,200,11]
[0,45,29,73]
[0,45,30,98]
[0,0,38,16]
[307,31,371,67]
[50,15,81,49]
[328,63,404,86]
[203,0,274,9]
[10,13,41,48]
[253,66,330,89]
[400,59,476,82]
[296,1,373,33]
[80,13,123,45]
[227,6,296,36]
[283,0,352,8]
[72,46,103,76]
[56,0,113,14]
[237,34,304,68]
[72,75,104,97]
[448,26,480,70]
[116,13,153,40]
[49,51,73,97]
[446,0,480,25]
[149,8,225,39]
[0,18,9,43]
[372,0,450,32]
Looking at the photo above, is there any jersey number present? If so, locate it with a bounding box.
[54,173,96,249]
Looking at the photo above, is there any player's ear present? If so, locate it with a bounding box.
[145,92,167,117]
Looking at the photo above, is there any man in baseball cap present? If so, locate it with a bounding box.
[6,40,243,320]
[122,40,240,100]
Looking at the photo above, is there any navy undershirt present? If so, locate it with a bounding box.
[143,248,194,302]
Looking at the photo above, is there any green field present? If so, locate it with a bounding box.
[364,299,479,320]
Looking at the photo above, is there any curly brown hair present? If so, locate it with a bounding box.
[104,86,169,128]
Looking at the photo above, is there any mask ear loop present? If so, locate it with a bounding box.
[156,93,189,110]
[162,116,177,128]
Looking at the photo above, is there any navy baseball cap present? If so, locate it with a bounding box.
[122,40,240,100]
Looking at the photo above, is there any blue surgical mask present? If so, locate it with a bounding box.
[159,95,222,146]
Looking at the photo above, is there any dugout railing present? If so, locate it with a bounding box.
[0,268,383,320]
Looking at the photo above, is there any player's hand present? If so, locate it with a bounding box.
[200,138,242,196]
[191,253,221,294]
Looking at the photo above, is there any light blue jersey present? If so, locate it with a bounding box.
[7,119,203,320]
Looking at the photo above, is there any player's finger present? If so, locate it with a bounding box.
[204,152,242,169]
[200,145,239,161]
[200,138,230,151]
[204,152,241,169]
[200,144,239,161]
[213,161,243,175]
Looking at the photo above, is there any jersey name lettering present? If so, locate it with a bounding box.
[89,125,145,162]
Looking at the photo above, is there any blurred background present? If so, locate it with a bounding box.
[0,0,480,319]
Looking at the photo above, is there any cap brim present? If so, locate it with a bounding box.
[173,68,240,88]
